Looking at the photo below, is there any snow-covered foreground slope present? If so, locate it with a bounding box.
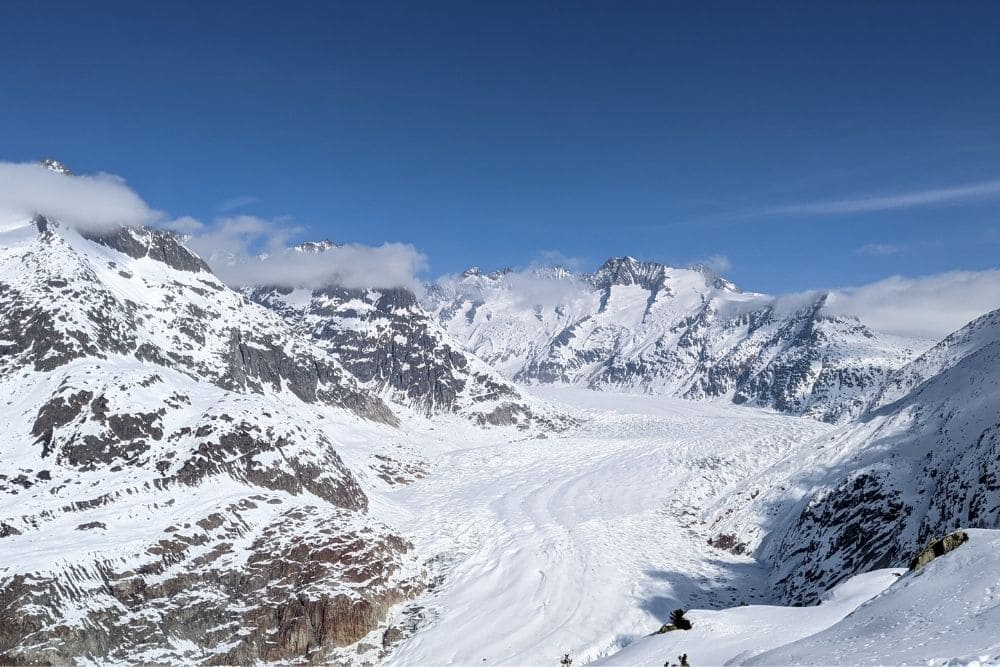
[380,387,832,665]
[600,530,1000,666]
[426,258,926,423]
[750,529,1000,666]
[598,568,905,666]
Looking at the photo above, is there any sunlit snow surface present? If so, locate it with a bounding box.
[606,530,1000,667]
[382,386,833,665]
[381,388,1000,666]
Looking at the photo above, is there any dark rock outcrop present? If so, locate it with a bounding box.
[82,226,211,273]
[909,530,969,570]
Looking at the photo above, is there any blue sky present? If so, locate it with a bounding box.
[1,1,998,293]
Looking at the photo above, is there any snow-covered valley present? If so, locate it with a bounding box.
[377,387,1000,667]
[379,387,834,665]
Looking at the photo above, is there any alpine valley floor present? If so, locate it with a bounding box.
[379,386,835,666]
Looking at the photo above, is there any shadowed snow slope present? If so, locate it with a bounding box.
[706,306,1000,604]
[599,529,1000,666]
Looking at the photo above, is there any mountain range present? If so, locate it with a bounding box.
[425,256,926,423]
[1,162,999,664]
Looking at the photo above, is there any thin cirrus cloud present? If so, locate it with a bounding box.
[768,176,1000,216]
[663,175,1000,230]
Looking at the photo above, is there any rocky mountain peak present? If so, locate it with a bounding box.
[40,158,72,175]
[588,256,670,291]
[81,225,213,273]
[294,239,338,253]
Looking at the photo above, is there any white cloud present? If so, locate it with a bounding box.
[434,264,593,310]
[771,177,1000,215]
[0,161,159,231]
[161,215,205,234]
[185,215,428,291]
[824,270,1000,339]
[696,254,732,273]
[532,250,585,271]
[504,270,592,309]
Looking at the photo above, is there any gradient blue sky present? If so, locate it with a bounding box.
[2,1,998,292]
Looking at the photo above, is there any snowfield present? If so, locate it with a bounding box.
[378,388,1000,666]
[381,387,833,665]
[599,568,906,666]
[606,530,1000,667]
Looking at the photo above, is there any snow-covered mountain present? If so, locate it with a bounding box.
[707,306,1000,603]
[425,256,924,422]
[246,243,554,428]
[0,216,427,663]
[3,159,996,666]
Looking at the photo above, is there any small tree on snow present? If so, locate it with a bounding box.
[560,654,572,667]
[669,609,692,630]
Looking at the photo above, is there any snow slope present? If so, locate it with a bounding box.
[750,529,1000,666]
[599,529,1000,666]
[707,306,1000,604]
[598,568,904,666]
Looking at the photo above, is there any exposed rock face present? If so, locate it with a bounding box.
[708,308,1000,604]
[40,158,72,174]
[1,504,421,665]
[426,256,923,422]
[909,530,969,570]
[81,225,212,273]
[248,277,558,428]
[0,219,422,663]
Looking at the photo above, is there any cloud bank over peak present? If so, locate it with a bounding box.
[0,161,159,231]
[824,270,1000,340]
[0,161,428,292]
[184,215,428,291]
